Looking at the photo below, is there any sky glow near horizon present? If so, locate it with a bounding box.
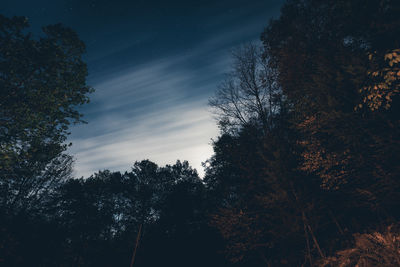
[1,0,284,177]
[68,34,231,177]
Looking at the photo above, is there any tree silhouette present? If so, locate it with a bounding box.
[1,1,400,265]
[209,42,281,134]
[0,15,93,214]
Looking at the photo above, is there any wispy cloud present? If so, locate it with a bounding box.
[69,101,217,177]
[68,20,266,178]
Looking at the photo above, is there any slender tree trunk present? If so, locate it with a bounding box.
[130,223,142,267]
[302,210,325,259]
[329,209,344,235]
[303,217,313,266]
[290,182,325,260]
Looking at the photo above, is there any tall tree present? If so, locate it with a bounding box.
[0,15,93,213]
[262,0,400,219]
[0,15,92,265]
[261,0,400,263]
[209,42,281,134]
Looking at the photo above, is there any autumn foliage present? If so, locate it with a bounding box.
[1,0,400,266]
[207,0,400,266]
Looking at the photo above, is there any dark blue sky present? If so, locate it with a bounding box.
[1,0,284,177]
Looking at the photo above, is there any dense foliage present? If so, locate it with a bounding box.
[0,14,92,215]
[1,0,400,265]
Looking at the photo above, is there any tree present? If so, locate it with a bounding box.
[0,15,93,213]
[262,0,400,263]
[263,0,400,210]
[209,42,281,134]
[207,1,400,265]
[358,49,400,111]
[321,225,400,267]
[48,160,221,267]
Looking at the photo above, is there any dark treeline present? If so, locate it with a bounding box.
[1,0,400,266]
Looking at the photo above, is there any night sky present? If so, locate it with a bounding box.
[1,0,284,177]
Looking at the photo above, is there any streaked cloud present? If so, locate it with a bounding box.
[67,16,270,178]
[69,101,217,177]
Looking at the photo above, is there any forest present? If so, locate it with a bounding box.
[1,0,400,266]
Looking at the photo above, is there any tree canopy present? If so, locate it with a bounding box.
[0,15,93,213]
[1,1,400,265]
